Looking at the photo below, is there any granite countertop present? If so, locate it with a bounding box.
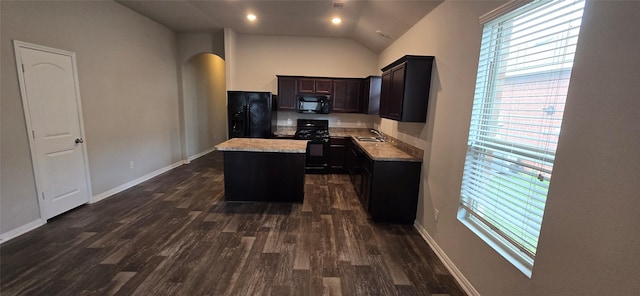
[215,138,308,153]
[353,140,422,162]
[329,128,423,162]
[272,127,423,162]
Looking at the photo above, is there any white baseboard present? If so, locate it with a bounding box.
[1,161,185,244]
[0,219,45,245]
[91,161,184,204]
[414,221,480,296]
[187,147,215,162]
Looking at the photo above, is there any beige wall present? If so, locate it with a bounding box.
[3,1,638,293]
[177,33,217,66]
[233,35,379,92]
[182,54,227,157]
[176,33,227,160]
[380,0,640,294]
[230,34,381,128]
[1,1,180,234]
[224,28,238,91]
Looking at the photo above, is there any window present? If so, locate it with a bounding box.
[458,0,585,277]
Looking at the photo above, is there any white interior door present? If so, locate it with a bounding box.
[14,41,92,220]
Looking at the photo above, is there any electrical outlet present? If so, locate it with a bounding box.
[129,161,134,169]
[434,209,440,223]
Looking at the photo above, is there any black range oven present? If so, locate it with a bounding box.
[294,119,330,172]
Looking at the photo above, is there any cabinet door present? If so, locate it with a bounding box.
[368,161,422,224]
[298,78,332,94]
[345,79,362,112]
[332,80,347,112]
[347,140,362,196]
[329,137,347,171]
[379,55,434,122]
[315,79,332,94]
[277,77,297,110]
[388,63,406,120]
[360,78,370,113]
[379,71,392,117]
[361,76,381,115]
[361,164,372,212]
[332,79,361,113]
[298,78,315,93]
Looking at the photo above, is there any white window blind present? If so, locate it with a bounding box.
[459,0,585,276]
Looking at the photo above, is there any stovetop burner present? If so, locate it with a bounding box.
[294,119,330,142]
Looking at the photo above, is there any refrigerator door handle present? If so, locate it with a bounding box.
[244,104,250,137]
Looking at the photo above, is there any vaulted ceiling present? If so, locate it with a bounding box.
[116,0,443,53]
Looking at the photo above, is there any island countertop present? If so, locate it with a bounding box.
[214,138,308,153]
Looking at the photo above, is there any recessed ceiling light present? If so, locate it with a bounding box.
[247,14,257,21]
[331,17,342,25]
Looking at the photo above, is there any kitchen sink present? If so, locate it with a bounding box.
[356,136,384,142]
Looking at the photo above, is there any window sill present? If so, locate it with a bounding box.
[457,207,534,278]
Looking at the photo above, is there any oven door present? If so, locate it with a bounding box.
[305,141,329,171]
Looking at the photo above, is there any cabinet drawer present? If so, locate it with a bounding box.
[330,137,347,145]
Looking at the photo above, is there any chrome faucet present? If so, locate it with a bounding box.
[370,129,387,141]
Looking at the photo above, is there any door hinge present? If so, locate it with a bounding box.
[32,130,35,139]
[22,64,25,72]
[42,192,45,200]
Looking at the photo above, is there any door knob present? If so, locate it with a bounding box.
[75,138,84,144]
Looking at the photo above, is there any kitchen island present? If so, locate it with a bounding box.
[214,138,308,202]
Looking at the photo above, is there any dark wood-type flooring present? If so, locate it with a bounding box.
[0,151,465,296]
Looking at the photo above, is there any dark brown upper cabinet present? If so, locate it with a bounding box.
[361,76,382,115]
[379,55,434,122]
[332,78,361,113]
[276,76,298,110]
[379,71,392,116]
[276,75,382,113]
[298,78,332,94]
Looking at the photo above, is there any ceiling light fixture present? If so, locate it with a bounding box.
[247,14,257,21]
[331,17,342,25]
[376,30,392,39]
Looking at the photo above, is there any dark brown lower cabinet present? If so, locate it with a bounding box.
[347,139,422,224]
[222,151,305,202]
[346,140,361,194]
[329,137,347,173]
[367,160,421,224]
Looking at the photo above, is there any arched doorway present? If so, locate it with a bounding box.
[181,53,226,161]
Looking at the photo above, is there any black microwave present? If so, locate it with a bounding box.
[297,95,331,114]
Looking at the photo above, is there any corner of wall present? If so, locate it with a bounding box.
[223,28,237,90]
[413,221,480,296]
[0,219,45,245]
[212,29,225,59]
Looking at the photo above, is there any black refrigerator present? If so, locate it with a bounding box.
[227,91,277,138]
